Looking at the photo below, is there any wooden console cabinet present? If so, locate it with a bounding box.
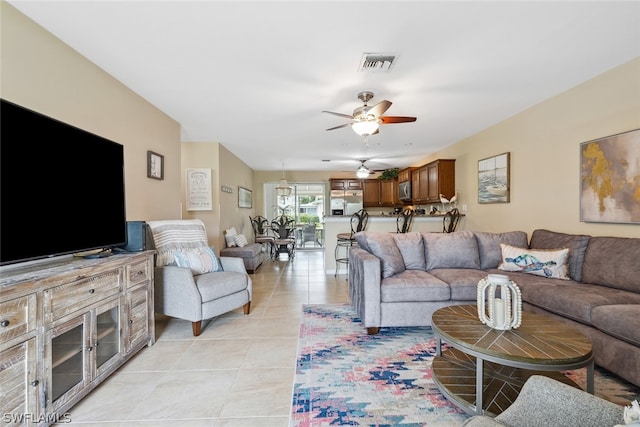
[0,252,155,426]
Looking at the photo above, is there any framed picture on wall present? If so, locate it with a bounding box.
[580,128,640,223]
[478,152,510,203]
[185,168,212,211]
[238,186,252,209]
[147,151,164,180]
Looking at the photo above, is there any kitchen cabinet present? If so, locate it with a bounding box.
[0,252,155,426]
[412,159,456,204]
[330,179,362,191]
[397,167,415,183]
[363,179,398,207]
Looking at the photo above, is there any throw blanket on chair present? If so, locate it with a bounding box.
[147,219,209,266]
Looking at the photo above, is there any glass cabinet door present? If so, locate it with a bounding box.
[94,298,122,376]
[47,314,89,408]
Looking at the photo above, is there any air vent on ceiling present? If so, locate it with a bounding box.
[358,53,398,72]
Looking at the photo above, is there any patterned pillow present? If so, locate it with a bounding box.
[234,234,248,247]
[498,243,569,280]
[224,227,238,247]
[174,246,223,274]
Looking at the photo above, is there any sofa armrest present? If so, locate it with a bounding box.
[464,375,624,427]
[154,266,203,321]
[349,247,382,330]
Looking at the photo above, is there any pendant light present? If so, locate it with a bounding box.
[276,162,292,197]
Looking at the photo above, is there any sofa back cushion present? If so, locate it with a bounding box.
[393,232,426,271]
[354,231,405,278]
[581,236,640,292]
[529,229,590,282]
[474,231,528,269]
[422,231,480,270]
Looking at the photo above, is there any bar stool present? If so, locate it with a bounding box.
[396,208,415,233]
[335,209,368,276]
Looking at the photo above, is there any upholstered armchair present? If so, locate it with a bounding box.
[147,219,252,336]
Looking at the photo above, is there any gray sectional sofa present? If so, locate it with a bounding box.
[348,229,640,387]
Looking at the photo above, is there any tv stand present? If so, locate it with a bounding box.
[82,248,114,259]
[0,251,155,426]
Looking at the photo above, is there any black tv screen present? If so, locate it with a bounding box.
[1,99,127,266]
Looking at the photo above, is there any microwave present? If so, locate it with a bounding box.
[398,181,412,201]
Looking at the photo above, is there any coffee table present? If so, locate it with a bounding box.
[431,305,594,416]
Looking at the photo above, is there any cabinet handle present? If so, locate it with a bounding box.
[31,380,39,387]
[0,320,9,327]
[86,346,93,352]
[88,289,95,294]
[128,319,134,325]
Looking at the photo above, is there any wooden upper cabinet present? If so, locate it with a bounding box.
[397,167,415,183]
[363,179,398,207]
[412,159,455,204]
[330,179,362,191]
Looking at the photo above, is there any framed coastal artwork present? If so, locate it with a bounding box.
[238,186,252,209]
[478,152,510,204]
[580,128,640,224]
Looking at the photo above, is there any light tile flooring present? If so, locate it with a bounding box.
[56,250,347,426]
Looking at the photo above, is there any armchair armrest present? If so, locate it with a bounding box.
[462,375,623,427]
[154,265,202,322]
[348,247,382,332]
[220,256,248,274]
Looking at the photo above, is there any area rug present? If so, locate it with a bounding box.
[290,304,640,426]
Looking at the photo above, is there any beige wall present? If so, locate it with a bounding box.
[180,142,254,251]
[421,57,640,238]
[1,2,182,222]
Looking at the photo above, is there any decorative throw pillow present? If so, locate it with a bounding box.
[234,234,248,247]
[498,243,570,279]
[174,246,224,274]
[224,227,238,247]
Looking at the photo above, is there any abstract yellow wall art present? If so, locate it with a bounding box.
[580,128,640,224]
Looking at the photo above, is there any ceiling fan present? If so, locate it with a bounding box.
[323,91,417,137]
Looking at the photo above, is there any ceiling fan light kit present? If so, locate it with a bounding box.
[356,160,371,179]
[323,91,416,139]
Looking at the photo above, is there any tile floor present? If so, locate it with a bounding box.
[56,250,347,426]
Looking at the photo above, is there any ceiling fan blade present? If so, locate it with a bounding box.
[325,123,352,131]
[380,116,417,124]
[322,110,354,119]
[367,100,392,117]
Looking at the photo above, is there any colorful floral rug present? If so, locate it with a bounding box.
[290,304,640,426]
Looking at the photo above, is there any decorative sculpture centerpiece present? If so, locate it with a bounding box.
[477,273,522,330]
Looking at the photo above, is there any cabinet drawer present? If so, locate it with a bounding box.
[0,294,37,345]
[46,271,122,322]
[128,260,151,287]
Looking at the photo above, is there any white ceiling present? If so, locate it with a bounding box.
[8,1,640,173]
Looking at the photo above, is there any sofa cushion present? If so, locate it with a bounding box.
[224,227,238,247]
[194,271,248,303]
[591,305,640,346]
[234,234,249,247]
[380,270,450,302]
[489,270,640,324]
[498,244,570,279]
[429,268,488,300]
[221,243,262,258]
[529,229,590,282]
[354,231,405,278]
[581,236,640,293]
[474,231,529,270]
[423,231,480,270]
[393,232,426,270]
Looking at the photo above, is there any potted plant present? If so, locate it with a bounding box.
[378,168,400,181]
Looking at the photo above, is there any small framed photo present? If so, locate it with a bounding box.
[238,186,252,209]
[147,151,164,180]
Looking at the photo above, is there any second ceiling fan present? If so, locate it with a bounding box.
[323,91,417,137]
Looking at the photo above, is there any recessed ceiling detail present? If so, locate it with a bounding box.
[358,53,397,72]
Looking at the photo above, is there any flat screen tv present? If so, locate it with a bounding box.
[1,99,127,266]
